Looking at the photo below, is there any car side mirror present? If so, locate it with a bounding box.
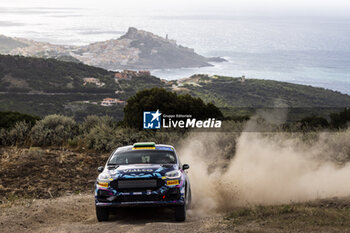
[182,164,190,170]
[97,166,104,173]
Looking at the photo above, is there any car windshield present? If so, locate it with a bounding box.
[108,150,177,165]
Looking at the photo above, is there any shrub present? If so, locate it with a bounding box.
[80,115,115,134]
[0,128,8,146]
[80,117,184,152]
[30,114,78,146]
[0,121,32,146]
[82,121,148,152]
[299,116,329,129]
[80,115,118,151]
[330,108,350,129]
[83,123,118,151]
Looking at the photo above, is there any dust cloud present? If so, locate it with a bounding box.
[177,120,350,214]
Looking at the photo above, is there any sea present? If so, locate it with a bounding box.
[1,0,350,94]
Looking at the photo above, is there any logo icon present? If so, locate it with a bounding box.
[143,110,162,129]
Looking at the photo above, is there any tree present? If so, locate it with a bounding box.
[0,111,40,129]
[330,108,350,129]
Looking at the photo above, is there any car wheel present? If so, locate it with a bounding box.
[96,206,109,222]
[187,187,192,209]
[175,204,186,222]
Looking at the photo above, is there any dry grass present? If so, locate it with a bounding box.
[223,198,350,232]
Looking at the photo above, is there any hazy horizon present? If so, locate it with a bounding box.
[2,0,350,15]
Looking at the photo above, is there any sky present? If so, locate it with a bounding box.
[1,0,350,16]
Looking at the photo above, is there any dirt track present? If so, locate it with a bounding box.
[0,194,227,233]
[3,194,350,233]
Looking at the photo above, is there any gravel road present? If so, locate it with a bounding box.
[0,194,228,233]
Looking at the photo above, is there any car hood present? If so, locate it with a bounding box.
[107,164,178,178]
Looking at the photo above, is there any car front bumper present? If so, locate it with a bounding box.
[95,199,185,207]
[95,181,186,208]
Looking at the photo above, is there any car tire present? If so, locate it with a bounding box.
[187,187,192,209]
[175,204,186,222]
[96,206,109,222]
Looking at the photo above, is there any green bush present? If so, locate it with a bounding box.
[79,115,122,151]
[30,114,78,146]
[82,119,148,151]
[299,116,329,129]
[80,115,116,134]
[0,111,40,129]
[0,128,6,145]
[83,122,118,151]
[0,121,32,146]
[79,114,186,151]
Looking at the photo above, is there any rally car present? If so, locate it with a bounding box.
[95,142,191,222]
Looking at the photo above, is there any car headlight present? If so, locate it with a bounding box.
[97,182,109,188]
[165,170,181,179]
[98,173,111,181]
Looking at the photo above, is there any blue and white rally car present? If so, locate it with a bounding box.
[95,142,191,221]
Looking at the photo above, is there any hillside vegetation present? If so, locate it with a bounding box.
[186,75,350,108]
[0,55,116,92]
[0,55,350,120]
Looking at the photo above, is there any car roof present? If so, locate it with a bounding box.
[115,144,175,153]
[108,144,179,165]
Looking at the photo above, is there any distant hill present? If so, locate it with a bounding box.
[0,35,27,53]
[0,55,349,121]
[176,74,350,108]
[75,27,226,69]
[0,55,115,93]
[0,28,225,70]
[172,74,350,119]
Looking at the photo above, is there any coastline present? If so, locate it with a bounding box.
[151,59,350,95]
